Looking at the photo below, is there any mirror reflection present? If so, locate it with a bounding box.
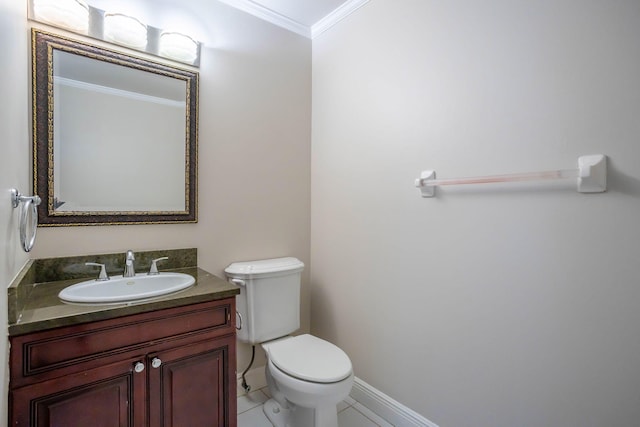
[33,30,198,225]
[53,51,187,212]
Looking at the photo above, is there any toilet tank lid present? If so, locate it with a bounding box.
[224,257,304,277]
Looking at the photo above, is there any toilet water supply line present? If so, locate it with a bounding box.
[11,189,41,252]
[241,345,256,393]
[230,277,255,393]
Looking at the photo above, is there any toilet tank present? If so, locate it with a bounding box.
[224,257,304,344]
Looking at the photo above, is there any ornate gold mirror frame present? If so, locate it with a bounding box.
[32,29,198,226]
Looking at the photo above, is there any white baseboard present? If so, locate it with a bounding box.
[350,377,439,427]
[237,368,437,427]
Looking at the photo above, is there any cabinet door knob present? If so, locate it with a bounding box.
[134,362,145,373]
[151,357,162,369]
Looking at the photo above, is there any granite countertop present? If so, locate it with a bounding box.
[7,249,240,336]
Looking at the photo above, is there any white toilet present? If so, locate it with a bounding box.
[225,257,354,427]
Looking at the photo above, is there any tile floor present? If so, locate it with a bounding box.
[237,387,394,427]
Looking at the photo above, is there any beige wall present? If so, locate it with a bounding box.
[13,0,311,394]
[0,0,30,422]
[311,1,640,426]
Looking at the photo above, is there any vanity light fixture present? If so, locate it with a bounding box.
[103,13,148,49]
[28,0,202,67]
[32,0,89,33]
[159,32,199,65]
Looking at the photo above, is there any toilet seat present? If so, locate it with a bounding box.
[266,334,352,383]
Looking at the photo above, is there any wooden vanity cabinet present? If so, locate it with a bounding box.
[9,298,237,427]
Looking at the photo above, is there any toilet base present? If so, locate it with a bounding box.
[263,397,339,427]
[263,398,291,427]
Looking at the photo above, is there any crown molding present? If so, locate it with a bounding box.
[217,0,370,39]
[311,0,370,39]
[216,0,311,38]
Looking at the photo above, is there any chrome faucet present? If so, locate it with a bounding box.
[124,250,136,277]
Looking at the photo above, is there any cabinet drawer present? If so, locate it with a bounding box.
[10,299,234,386]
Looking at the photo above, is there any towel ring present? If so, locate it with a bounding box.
[11,189,41,252]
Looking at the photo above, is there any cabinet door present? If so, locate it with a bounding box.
[148,335,236,427]
[10,357,147,427]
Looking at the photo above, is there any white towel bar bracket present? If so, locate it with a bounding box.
[415,154,607,198]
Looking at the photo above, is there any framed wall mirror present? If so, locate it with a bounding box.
[32,29,198,226]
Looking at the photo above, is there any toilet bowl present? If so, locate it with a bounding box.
[261,334,354,427]
[224,257,354,427]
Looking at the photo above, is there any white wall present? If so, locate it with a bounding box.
[26,0,311,390]
[0,0,30,422]
[311,1,640,426]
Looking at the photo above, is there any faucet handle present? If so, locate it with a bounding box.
[85,262,109,281]
[149,257,169,275]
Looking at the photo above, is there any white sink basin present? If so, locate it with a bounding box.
[58,272,195,304]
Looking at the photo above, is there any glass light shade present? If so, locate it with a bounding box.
[33,0,89,33]
[104,13,148,49]
[159,32,199,64]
